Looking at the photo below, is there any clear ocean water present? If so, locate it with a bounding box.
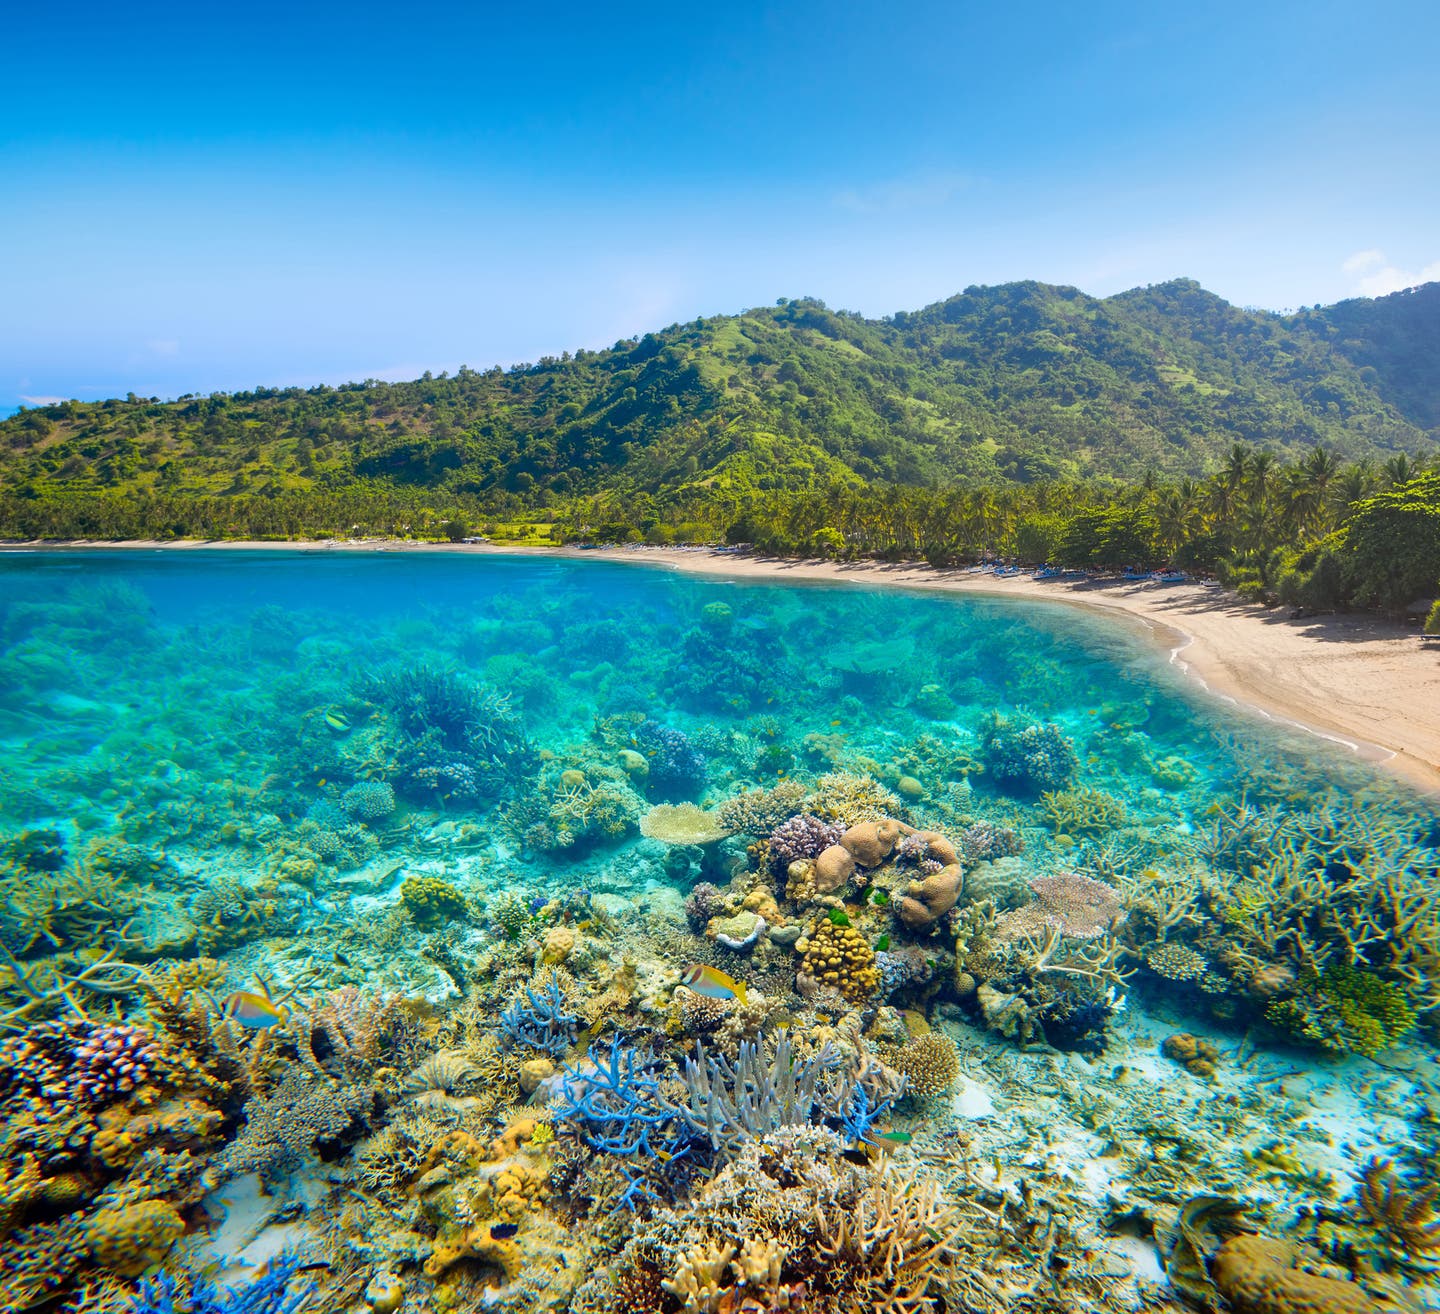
[0,549,1436,1313]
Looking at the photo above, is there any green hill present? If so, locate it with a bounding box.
[2,279,1435,512]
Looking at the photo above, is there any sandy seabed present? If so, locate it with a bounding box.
[26,537,1440,794]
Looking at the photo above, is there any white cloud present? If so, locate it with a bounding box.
[145,338,180,357]
[19,394,65,405]
[835,169,972,214]
[1342,248,1440,297]
[1341,249,1384,274]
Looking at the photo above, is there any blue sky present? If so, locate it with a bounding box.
[3,0,1437,409]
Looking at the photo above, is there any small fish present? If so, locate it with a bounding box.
[841,1147,871,1165]
[225,989,286,1030]
[489,1222,519,1240]
[830,719,841,726]
[333,951,352,967]
[679,964,748,1002]
[867,1130,913,1149]
[323,709,350,732]
[655,1149,674,1163]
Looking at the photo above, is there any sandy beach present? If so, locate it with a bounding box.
[22,537,1440,794]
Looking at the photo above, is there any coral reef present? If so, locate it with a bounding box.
[1,549,1438,1314]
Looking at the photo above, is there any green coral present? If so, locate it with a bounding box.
[1267,966,1417,1057]
[1038,786,1127,839]
[1149,755,1198,789]
[489,889,533,941]
[400,874,472,925]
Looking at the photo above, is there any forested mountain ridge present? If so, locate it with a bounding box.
[2,279,1436,508]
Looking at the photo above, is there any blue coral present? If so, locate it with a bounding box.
[128,1250,312,1314]
[553,1038,692,1159]
[978,715,1078,795]
[498,980,582,1058]
[634,719,707,798]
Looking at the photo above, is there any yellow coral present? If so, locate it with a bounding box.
[638,804,730,845]
[798,920,880,1002]
[85,1199,185,1276]
[881,1032,959,1097]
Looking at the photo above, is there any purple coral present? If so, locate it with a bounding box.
[684,881,724,931]
[0,1020,165,1109]
[959,820,1024,863]
[71,1023,166,1103]
[767,814,843,868]
[635,720,707,798]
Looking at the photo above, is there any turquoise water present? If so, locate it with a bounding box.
[0,550,1436,1313]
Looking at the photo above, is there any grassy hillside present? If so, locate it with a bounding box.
[1,280,1435,516]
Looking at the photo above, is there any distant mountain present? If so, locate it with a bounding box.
[1,279,1435,505]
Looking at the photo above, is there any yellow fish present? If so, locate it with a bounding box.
[323,709,350,733]
[224,989,287,1030]
[679,964,747,1002]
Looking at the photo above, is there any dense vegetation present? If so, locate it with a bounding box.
[1,278,1436,616]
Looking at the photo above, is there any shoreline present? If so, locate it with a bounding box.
[12,537,1440,794]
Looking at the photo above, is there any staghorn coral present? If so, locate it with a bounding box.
[498,979,582,1057]
[1038,786,1127,838]
[667,1034,896,1157]
[813,1168,960,1312]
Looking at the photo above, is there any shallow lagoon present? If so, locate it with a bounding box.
[0,551,1436,1313]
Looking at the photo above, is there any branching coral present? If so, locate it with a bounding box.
[813,1169,961,1313]
[498,979,582,1057]
[667,1034,897,1157]
[1355,1157,1440,1258]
